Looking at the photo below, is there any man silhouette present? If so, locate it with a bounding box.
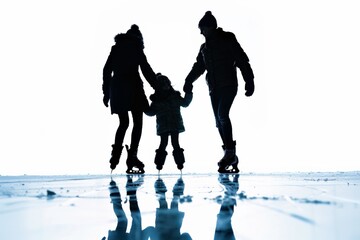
[183,11,255,173]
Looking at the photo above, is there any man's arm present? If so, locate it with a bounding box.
[232,36,255,96]
[183,46,206,93]
[180,92,193,107]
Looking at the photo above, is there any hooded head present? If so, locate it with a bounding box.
[126,24,143,40]
[126,24,144,48]
[198,11,217,29]
[113,24,144,47]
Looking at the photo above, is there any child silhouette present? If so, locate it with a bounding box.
[145,73,192,172]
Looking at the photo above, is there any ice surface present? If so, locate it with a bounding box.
[0,172,359,240]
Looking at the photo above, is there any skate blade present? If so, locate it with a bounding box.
[224,166,239,173]
[126,168,145,175]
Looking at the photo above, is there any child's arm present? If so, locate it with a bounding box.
[180,92,193,107]
[144,101,157,116]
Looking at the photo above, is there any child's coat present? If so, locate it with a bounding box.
[146,90,193,136]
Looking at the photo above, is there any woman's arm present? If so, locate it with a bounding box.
[139,51,156,89]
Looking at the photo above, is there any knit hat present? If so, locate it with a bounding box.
[126,24,143,40]
[198,11,217,28]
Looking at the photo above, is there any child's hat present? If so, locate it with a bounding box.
[156,73,168,80]
[155,73,170,89]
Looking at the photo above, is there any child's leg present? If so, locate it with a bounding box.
[159,134,169,150]
[171,132,185,170]
[170,132,180,149]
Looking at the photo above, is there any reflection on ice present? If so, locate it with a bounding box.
[214,174,239,240]
[107,175,145,239]
[106,174,240,240]
[147,177,191,239]
[0,172,360,239]
[107,175,193,240]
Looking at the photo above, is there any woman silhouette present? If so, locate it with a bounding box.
[103,24,156,174]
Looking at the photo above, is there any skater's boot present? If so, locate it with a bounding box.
[125,145,145,174]
[154,177,167,195]
[109,145,124,171]
[218,141,239,173]
[154,149,167,171]
[218,151,239,173]
[173,148,185,170]
[218,141,235,166]
[172,177,184,197]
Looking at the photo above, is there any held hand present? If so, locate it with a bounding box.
[103,95,109,107]
[183,82,193,93]
[245,81,254,97]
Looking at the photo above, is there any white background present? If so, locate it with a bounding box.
[1,0,359,175]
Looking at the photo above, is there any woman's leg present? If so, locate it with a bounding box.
[110,112,129,170]
[115,112,130,147]
[129,110,143,150]
[126,110,145,173]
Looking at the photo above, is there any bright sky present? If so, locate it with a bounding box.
[1,0,359,175]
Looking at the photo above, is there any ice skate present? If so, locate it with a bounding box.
[218,141,239,173]
[154,149,167,171]
[125,145,145,174]
[173,148,185,171]
[109,145,123,171]
[218,155,239,173]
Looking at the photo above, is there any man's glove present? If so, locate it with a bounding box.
[103,95,110,107]
[245,80,254,97]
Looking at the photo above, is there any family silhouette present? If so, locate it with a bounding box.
[102,11,254,174]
